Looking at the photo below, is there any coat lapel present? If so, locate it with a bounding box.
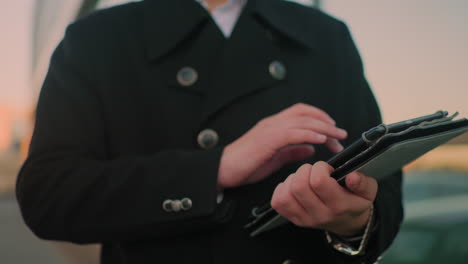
[200,0,318,123]
[143,0,230,95]
[142,0,209,62]
[141,0,321,123]
[200,7,282,122]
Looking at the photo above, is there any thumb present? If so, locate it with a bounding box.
[345,172,378,201]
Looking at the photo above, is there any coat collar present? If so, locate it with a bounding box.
[142,0,317,61]
[143,0,210,61]
[252,0,317,51]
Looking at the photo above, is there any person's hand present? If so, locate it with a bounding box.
[217,103,348,188]
[271,162,377,236]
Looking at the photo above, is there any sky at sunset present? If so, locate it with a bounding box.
[325,0,468,122]
[0,0,33,150]
[0,0,467,150]
[0,1,33,109]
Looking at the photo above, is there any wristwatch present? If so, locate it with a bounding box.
[325,204,375,256]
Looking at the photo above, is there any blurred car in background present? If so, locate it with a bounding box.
[382,170,468,264]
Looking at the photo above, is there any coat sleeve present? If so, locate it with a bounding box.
[326,22,404,264]
[16,27,233,244]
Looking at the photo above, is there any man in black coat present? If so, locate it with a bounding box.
[16,0,403,263]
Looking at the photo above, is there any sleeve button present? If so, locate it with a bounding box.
[162,199,173,212]
[171,200,182,212]
[181,198,193,211]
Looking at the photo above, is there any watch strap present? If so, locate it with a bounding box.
[325,204,375,256]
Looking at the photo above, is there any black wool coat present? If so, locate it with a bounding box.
[16,0,403,263]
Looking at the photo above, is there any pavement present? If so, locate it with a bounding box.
[0,151,64,263]
[0,150,99,264]
[0,195,65,264]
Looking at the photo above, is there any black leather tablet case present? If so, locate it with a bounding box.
[331,116,468,182]
[245,111,468,237]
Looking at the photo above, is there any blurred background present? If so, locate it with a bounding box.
[0,0,467,263]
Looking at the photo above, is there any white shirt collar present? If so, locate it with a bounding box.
[195,0,247,38]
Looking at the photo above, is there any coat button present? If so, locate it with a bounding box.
[197,129,219,149]
[177,67,198,86]
[171,200,182,212]
[269,60,286,80]
[162,199,173,212]
[181,198,193,211]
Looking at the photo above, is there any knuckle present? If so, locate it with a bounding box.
[293,102,307,109]
[329,203,347,216]
[271,195,288,210]
[298,163,313,174]
[257,117,270,127]
[270,198,279,210]
[315,161,332,174]
[305,118,320,129]
[290,180,306,197]
[270,186,283,209]
[309,175,323,190]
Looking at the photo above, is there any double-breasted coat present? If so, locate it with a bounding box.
[16,0,403,263]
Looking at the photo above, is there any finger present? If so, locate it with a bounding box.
[290,164,328,217]
[271,177,308,224]
[345,172,378,202]
[280,129,328,146]
[325,138,344,153]
[308,162,347,205]
[250,145,315,181]
[280,103,336,125]
[286,117,347,140]
[309,162,370,214]
[276,144,316,164]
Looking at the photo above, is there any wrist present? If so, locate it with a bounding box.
[326,204,375,256]
[330,205,373,237]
